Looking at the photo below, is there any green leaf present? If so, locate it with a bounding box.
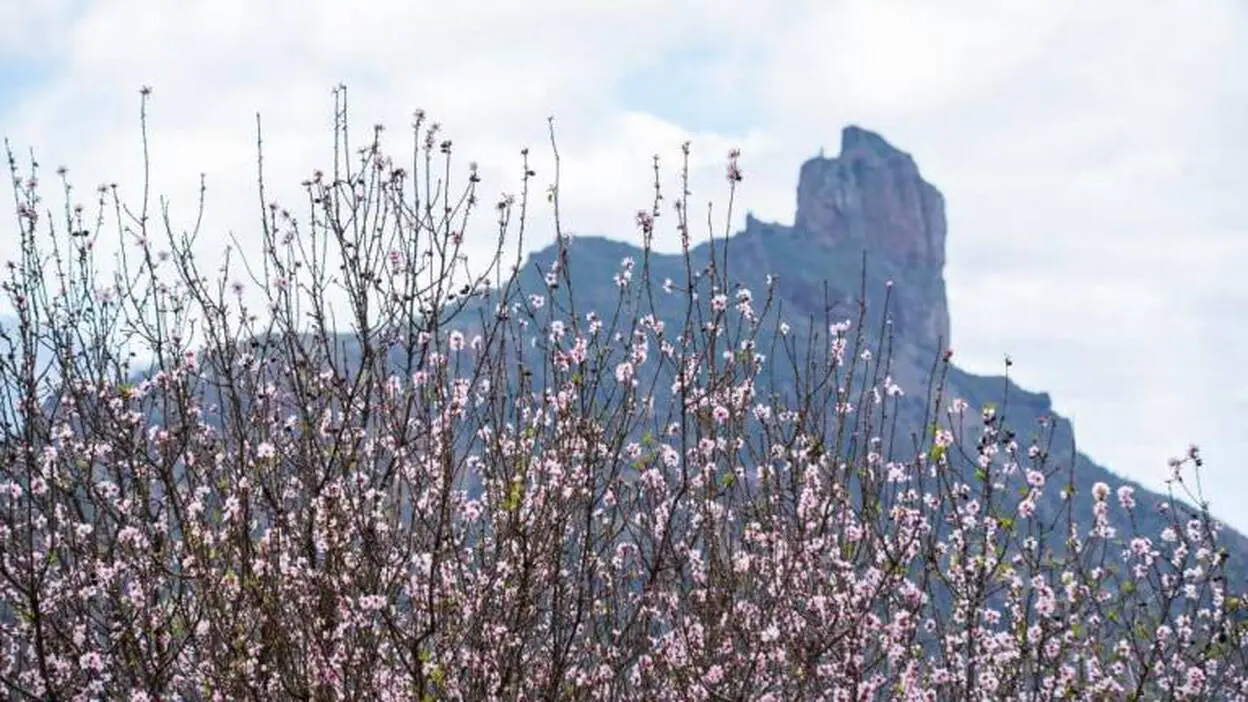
[504,478,524,513]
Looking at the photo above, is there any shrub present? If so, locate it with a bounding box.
[1,87,1245,701]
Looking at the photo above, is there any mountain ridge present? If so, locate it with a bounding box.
[514,126,1248,576]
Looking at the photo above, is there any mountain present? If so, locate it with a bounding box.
[509,125,1248,585]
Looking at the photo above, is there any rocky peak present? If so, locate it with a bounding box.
[792,126,951,349]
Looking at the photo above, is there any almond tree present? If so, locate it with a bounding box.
[1,87,1245,701]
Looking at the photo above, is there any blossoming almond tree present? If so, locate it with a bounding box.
[1,87,1245,701]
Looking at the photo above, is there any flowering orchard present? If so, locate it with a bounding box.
[1,88,1246,700]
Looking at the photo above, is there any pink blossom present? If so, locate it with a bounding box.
[1092,482,1111,501]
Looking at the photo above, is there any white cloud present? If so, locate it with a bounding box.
[1,0,1245,529]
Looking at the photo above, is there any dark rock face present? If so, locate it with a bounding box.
[793,126,951,350]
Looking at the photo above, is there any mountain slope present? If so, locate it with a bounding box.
[506,126,1248,587]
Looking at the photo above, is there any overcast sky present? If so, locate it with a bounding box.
[2,0,1246,531]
